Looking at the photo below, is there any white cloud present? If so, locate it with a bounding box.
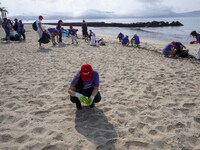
[0,0,199,17]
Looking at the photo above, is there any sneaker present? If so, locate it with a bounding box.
[38,46,44,50]
[77,107,82,110]
[90,104,95,108]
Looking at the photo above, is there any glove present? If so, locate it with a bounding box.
[87,96,94,106]
[87,98,93,106]
[75,92,87,104]
[79,96,88,104]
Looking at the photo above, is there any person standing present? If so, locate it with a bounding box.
[36,15,44,49]
[13,18,21,41]
[2,18,10,41]
[190,31,200,60]
[19,20,26,40]
[68,64,101,110]
[56,20,63,43]
[81,20,88,39]
[69,26,78,44]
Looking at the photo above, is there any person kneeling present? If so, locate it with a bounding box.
[162,43,176,57]
[68,64,101,110]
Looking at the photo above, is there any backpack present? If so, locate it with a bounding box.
[32,21,37,31]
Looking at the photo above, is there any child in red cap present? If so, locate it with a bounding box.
[68,64,101,110]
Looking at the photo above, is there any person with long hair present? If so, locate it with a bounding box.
[56,20,63,43]
[68,64,101,110]
[190,30,200,60]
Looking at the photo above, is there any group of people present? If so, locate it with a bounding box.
[34,16,79,49]
[117,32,140,47]
[162,31,200,60]
[2,17,26,42]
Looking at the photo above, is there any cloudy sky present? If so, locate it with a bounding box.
[1,0,200,17]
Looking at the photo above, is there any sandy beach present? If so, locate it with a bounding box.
[0,24,200,150]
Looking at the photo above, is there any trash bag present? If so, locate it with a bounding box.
[38,32,50,44]
[178,50,189,57]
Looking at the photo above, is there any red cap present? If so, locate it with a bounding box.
[80,64,93,81]
[171,41,176,45]
[39,15,43,19]
[58,20,63,23]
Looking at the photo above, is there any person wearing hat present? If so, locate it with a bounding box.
[68,64,101,110]
[36,15,44,49]
[171,41,186,54]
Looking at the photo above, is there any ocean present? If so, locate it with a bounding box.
[26,17,200,43]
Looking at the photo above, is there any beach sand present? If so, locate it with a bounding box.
[0,24,200,150]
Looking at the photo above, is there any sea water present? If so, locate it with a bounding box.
[26,17,200,43]
[82,17,200,43]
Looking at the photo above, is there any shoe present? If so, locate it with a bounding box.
[90,104,95,108]
[77,107,82,110]
[38,46,44,50]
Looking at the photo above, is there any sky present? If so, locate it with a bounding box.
[0,0,200,17]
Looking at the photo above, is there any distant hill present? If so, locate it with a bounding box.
[178,10,200,17]
[8,10,200,21]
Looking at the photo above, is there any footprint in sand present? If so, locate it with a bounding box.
[4,102,16,109]
[15,134,30,143]
[17,120,30,128]
[0,134,14,142]
[182,103,196,108]
[32,127,46,135]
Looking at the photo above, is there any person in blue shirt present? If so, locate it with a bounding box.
[69,26,78,44]
[121,35,129,46]
[171,41,186,53]
[117,32,124,42]
[162,43,176,57]
[47,28,59,46]
[131,34,140,47]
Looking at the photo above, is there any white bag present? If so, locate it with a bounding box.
[196,46,200,60]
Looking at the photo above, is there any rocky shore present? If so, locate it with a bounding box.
[44,21,183,28]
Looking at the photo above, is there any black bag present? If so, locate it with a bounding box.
[179,50,189,57]
[32,21,37,31]
[38,32,50,44]
[15,34,20,41]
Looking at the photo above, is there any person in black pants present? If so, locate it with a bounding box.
[68,64,101,110]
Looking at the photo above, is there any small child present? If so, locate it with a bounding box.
[131,34,140,47]
[69,26,78,44]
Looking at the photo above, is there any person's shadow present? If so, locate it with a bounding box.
[75,107,117,149]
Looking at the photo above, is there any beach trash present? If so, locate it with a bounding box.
[62,29,69,37]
